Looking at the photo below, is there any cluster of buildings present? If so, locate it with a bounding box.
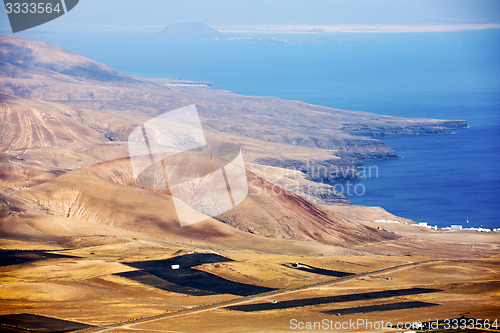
[371,220,499,233]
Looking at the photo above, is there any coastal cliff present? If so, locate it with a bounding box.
[342,120,467,137]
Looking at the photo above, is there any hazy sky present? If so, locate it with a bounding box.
[1,0,500,32]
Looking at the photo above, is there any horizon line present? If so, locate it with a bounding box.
[216,23,500,34]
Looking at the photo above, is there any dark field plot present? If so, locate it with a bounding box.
[228,288,441,312]
[0,250,78,267]
[323,301,438,315]
[117,253,275,296]
[127,253,235,269]
[284,263,354,277]
[0,313,93,332]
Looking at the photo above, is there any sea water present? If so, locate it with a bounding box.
[17,29,500,228]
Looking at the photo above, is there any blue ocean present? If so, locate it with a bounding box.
[18,30,500,229]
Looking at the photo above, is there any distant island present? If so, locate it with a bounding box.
[160,22,222,38]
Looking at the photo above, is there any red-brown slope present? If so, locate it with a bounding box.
[83,157,396,247]
[11,169,352,254]
[0,93,105,152]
